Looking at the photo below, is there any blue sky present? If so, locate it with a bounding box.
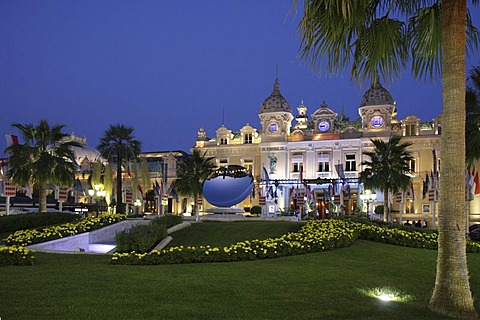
[1,1,479,155]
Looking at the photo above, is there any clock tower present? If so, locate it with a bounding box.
[358,79,397,137]
[311,101,337,134]
[258,77,293,142]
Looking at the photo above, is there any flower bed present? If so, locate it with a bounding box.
[111,217,480,266]
[0,246,35,266]
[358,222,480,253]
[2,214,126,247]
[111,219,360,265]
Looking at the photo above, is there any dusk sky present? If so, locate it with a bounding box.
[1,1,479,156]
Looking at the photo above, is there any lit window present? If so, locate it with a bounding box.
[407,159,416,173]
[405,124,416,136]
[244,133,253,144]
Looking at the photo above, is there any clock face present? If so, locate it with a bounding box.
[370,115,384,128]
[268,123,278,133]
[318,121,330,132]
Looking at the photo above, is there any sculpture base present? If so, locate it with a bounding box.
[204,207,245,214]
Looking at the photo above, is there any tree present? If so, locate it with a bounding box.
[466,65,480,164]
[174,149,216,215]
[5,120,81,213]
[296,0,479,317]
[359,136,413,222]
[97,124,141,214]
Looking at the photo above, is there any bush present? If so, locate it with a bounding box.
[150,214,183,229]
[250,206,262,215]
[115,223,167,253]
[374,205,384,215]
[0,212,81,234]
[0,246,35,266]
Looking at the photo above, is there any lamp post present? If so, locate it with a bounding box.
[360,189,376,219]
[89,184,106,216]
[134,198,142,215]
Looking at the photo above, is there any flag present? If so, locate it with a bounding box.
[430,171,434,189]
[475,171,480,195]
[73,178,85,195]
[23,185,32,198]
[466,168,474,200]
[137,185,144,200]
[422,173,429,199]
[262,166,270,183]
[5,134,19,147]
[432,148,438,177]
[0,159,6,178]
[472,167,477,196]
[169,185,179,202]
[406,182,414,200]
[335,164,345,180]
[342,184,350,198]
[289,186,296,199]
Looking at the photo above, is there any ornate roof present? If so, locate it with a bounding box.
[63,134,103,164]
[259,78,291,113]
[359,80,395,107]
[312,101,337,118]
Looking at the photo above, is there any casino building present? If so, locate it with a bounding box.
[194,76,480,226]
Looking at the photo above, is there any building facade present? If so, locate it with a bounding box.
[194,77,480,226]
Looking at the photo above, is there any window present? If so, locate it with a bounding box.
[405,124,416,136]
[405,200,415,213]
[317,153,330,172]
[291,154,304,173]
[218,159,228,165]
[345,154,356,172]
[219,138,228,145]
[407,159,416,173]
[293,162,303,173]
[244,133,253,144]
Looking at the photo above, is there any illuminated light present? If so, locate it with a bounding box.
[359,287,413,303]
[377,293,395,301]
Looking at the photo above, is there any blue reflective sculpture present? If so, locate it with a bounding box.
[203,165,254,207]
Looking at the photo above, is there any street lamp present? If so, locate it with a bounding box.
[134,198,142,215]
[88,189,95,204]
[89,184,106,216]
[360,189,377,219]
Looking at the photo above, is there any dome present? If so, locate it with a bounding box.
[63,134,103,165]
[71,144,102,165]
[259,78,291,113]
[359,81,395,107]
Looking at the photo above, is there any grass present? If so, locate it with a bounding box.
[167,221,305,248]
[1,222,480,319]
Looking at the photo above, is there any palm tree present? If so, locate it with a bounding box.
[359,136,413,222]
[97,124,141,214]
[5,120,81,213]
[296,1,479,317]
[174,149,216,215]
[466,65,480,164]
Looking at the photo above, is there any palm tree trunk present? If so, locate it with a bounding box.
[116,156,124,214]
[38,184,48,213]
[383,188,389,222]
[429,0,477,318]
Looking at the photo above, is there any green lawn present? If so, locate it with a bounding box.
[1,222,480,319]
[167,221,305,248]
